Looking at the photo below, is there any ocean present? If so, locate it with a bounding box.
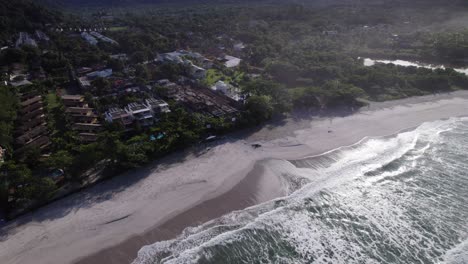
[134,117,468,264]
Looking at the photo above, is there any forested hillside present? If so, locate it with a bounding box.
[0,0,62,43]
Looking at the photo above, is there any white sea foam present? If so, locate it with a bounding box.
[440,239,468,264]
[362,58,468,76]
[133,117,468,264]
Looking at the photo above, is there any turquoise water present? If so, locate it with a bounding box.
[134,118,468,264]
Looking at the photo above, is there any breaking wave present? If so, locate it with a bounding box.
[133,117,468,264]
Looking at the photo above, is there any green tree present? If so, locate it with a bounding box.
[108,58,125,72]
[130,51,148,64]
[45,150,73,171]
[91,77,111,95]
[266,61,300,85]
[242,79,291,113]
[0,48,26,65]
[244,95,274,124]
[135,64,150,80]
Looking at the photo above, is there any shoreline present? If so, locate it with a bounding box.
[1,91,468,264]
[75,161,285,264]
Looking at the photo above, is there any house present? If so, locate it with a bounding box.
[10,79,33,87]
[224,55,241,68]
[156,79,177,88]
[15,32,38,48]
[14,93,50,152]
[15,115,47,136]
[158,51,185,64]
[16,125,48,146]
[77,67,93,75]
[183,51,214,69]
[0,146,5,163]
[125,103,154,127]
[211,80,243,102]
[145,98,170,115]
[233,42,245,52]
[104,107,134,127]
[78,133,99,143]
[62,95,102,143]
[110,54,128,61]
[72,123,103,134]
[211,80,230,94]
[61,95,86,107]
[81,32,98,45]
[35,30,50,42]
[65,107,98,121]
[78,76,92,89]
[158,50,212,69]
[86,69,112,79]
[201,58,214,69]
[189,63,206,79]
[89,31,118,45]
[167,85,240,119]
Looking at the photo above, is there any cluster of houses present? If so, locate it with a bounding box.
[156,50,213,79]
[105,98,171,129]
[14,92,51,153]
[61,94,171,136]
[81,31,118,46]
[61,95,103,143]
[78,67,113,90]
[7,63,46,88]
[156,49,241,78]
[15,31,50,48]
[158,79,239,120]
[2,47,47,90]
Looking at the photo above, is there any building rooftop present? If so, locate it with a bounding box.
[20,95,42,107]
[10,79,33,87]
[81,32,98,45]
[224,55,241,68]
[66,107,94,114]
[90,31,118,45]
[0,146,5,163]
[126,103,151,113]
[61,95,84,101]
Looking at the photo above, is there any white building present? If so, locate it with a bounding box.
[86,69,113,79]
[15,32,38,48]
[90,31,118,45]
[211,80,243,102]
[110,53,128,61]
[189,63,206,79]
[144,98,171,115]
[78,76,91,89]
[125,103,154,127]
[81,32,98,45]
[0,146,5,163]
[35,30,50,41]
[224,55,241,68]
[104,107,134,127]
[158,51,185,64]
[233,42,245,52]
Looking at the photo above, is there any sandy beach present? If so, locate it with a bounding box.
[1,91,468,264]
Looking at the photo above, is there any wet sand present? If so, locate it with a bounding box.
[2,91,468,264]
[75,163,285,264]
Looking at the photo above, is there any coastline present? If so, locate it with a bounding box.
[75,162,285,264]
[1,91,468,264]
